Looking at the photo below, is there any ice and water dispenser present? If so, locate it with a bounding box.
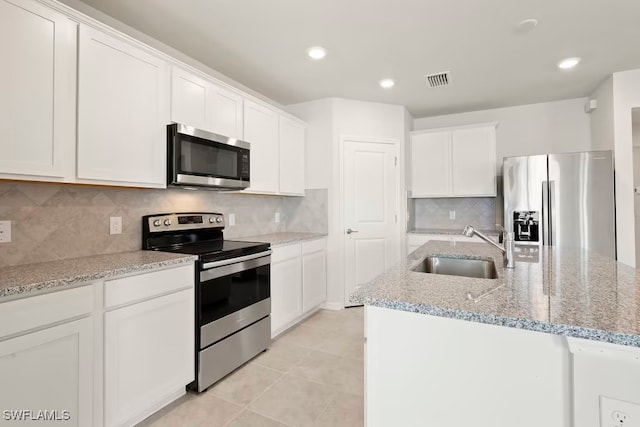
[512,211,540,243]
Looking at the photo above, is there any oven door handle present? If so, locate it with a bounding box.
[200,251,271,282]
[202,250,272,269]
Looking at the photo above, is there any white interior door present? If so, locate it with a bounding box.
[344,139,399,307]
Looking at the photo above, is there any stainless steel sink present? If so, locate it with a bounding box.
[411,256,498,279]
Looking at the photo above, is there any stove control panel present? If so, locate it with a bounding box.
[145,213,224,232]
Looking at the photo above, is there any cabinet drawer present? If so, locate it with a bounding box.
[302,238,326,255]
[271,243,301,263]
[0,286,93,339]
[104,264,194,308]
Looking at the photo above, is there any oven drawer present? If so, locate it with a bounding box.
[105,264,194,308]
[198,316,271,392]
[200,299,270,348]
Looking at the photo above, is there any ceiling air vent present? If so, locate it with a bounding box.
[425,71,451,88]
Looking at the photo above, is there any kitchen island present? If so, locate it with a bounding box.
[351,240,640,427]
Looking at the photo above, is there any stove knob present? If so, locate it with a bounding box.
[153,219,161,227]
[209,217,215,223]
[216,217,223,223]
[164,219,171,226]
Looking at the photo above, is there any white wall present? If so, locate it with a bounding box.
[287,98,409,309]
[413,98,592,175]
[611,69,640,267]
[590,76,615,151]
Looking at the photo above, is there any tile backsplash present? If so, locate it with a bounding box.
[410,197,497,231]
[0,183,327,267]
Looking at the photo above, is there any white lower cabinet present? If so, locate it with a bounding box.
[0,262,195,427]
[104,289,194,427]
[302,239,327,312]
[271,243,303,335]
[103,264,194,427]
[270,238,327,337]
[0,287,94,427]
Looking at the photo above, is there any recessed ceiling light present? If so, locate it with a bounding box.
[307,46,327,60]
[379,78,395,89]
[557,57,581,70]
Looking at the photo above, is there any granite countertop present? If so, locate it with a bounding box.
[0,251,197,302]
[350,240,640,347]
[235,232,327,246]
[408,228,501,236]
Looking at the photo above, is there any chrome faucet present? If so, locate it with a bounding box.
[463,225,515,268]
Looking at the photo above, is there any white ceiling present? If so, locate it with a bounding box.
[68,0,640,118]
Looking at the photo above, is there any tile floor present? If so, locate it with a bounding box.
[138,307,365,427]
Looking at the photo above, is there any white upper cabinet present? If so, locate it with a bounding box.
[410,123,497,197]
[0,0,305,191]
[411,130,451,197]
[243,100,279,194]
[171,66,209,131]
[278,115,306,196]
[171,66,244,139]
[209,84,243,139]
[77,25,169,188]
[0,0,76,180]
[450,125,496,196]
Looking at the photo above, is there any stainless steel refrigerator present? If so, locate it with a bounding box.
[503,151,616,258]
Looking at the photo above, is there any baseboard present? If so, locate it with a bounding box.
[321,302,344,311]
[125,387,186,426]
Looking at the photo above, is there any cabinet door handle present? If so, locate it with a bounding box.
[346,228,359,234]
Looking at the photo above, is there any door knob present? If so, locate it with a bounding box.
[346,228,359,234]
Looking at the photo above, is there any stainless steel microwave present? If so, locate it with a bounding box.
[167,123,250,190]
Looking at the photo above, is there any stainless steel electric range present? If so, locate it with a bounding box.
[142,212,271,392]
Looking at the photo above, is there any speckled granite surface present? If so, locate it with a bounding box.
[350,240,640,347]
[408,228,501,236]
[235,232,327,246]
[0,251,196,301]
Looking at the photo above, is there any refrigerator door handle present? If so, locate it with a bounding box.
[541,181,548,245]
[548,180,555,246]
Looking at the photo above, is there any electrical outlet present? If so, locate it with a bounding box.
[601,396,640,427]
[229,213,236,226]
[449,210,456,220]
[0,221,11,243]
[109,217,122,235]
[275,212,280,223]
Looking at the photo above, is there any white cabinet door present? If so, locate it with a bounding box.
[104,289,194,427]
[210,84,243,139]
[171,66,209,130]
[451,126,496,196]
[77,25,169,187]
[171,66,243,139]
[302,239,327,312]
[278,115,306,196]
[410,131,451,197]
[0,317,93,427]
[271,244,302,335]
[243,100,279,194]
[0,0,76,179]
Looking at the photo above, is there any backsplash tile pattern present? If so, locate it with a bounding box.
[410,197,497,231]
[282,189,328,233]
[0,183,327,268]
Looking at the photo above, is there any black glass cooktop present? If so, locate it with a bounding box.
[153,239,270,263]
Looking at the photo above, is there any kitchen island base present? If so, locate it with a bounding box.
[366,306,640,427]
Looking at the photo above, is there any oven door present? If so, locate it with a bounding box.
[198,250,270,349]
[168,123,250,189]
